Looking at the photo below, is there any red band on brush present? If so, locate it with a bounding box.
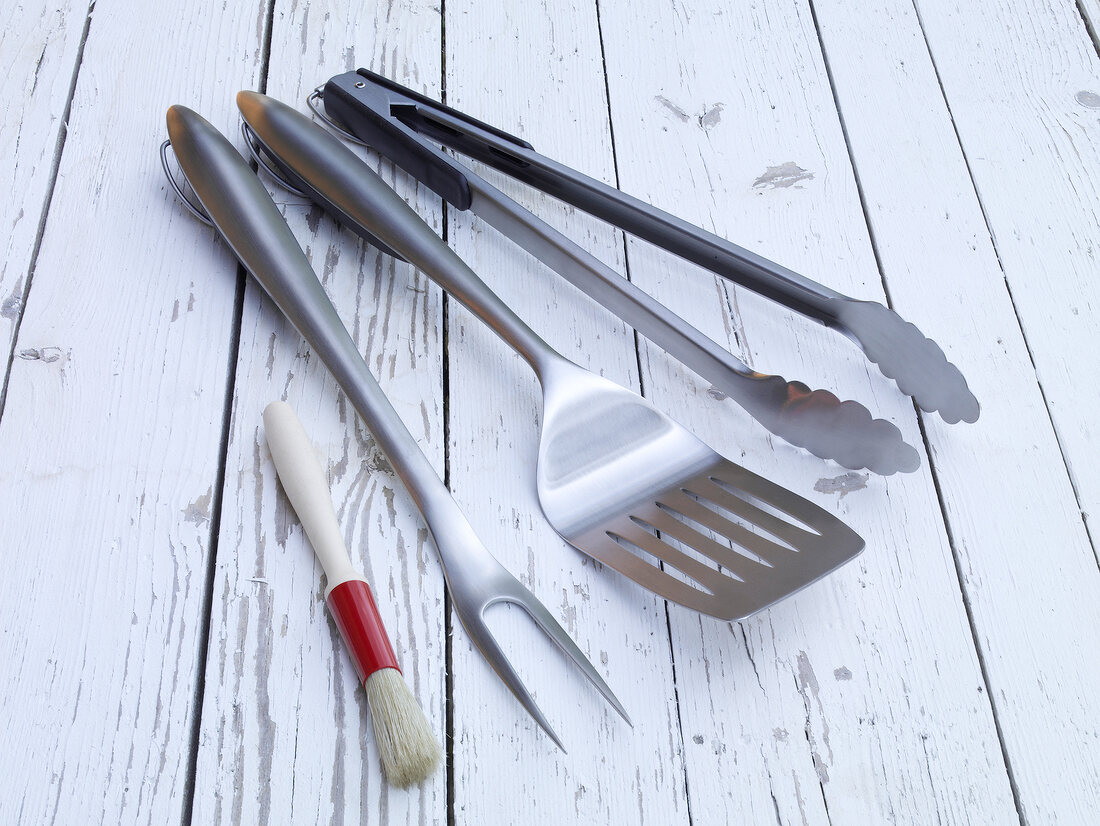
[326,579,400,683]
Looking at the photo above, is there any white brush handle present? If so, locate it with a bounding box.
[263,401,362,593]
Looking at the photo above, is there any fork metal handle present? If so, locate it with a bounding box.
[165,105,460,536]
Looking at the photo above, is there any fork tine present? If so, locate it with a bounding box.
[502,584,632,726]
[453,606,567,752]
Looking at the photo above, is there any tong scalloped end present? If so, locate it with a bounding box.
[832,299,980,424]
[737,375,922,474]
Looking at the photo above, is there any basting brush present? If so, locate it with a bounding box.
[263,401,441,788]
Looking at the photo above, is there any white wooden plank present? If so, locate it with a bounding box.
[913,0,1100,538]
[188,2,448,824]
[595,0,1020,822]
[0,0,88,365]
[0,1,268,823]
[444,1,688,822]
[812,0,1100,820]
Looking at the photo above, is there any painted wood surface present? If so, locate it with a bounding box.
[911,0,1100,538]
[0,0,268,822]
[2,0,1099,823]
[815,1,1100,821]
[188,2,449,823]
[0,0,88,377]
[595,0,1015,822]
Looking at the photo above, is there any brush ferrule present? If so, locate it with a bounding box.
[327,579,401,682]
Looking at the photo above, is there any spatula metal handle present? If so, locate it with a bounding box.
[235,91,568,381]
[165,105,451,524]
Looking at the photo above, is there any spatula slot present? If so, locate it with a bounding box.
[676,490,801,556]
[642,507,781,581]
[652,500,776,568]
[606,527,726,595]
[628,514,747,582]
[705,475,824,539]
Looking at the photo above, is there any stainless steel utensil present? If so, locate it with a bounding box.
[235,92,866,620]
[257,92,921,476]
[163,104,629,750]
[319,69,979,426]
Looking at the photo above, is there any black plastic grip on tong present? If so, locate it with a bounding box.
[356,69,532,151]
[323,71,479,211]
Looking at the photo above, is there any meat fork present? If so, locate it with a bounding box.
[162,104,629,749]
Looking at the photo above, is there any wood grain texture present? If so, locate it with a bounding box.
[0,0,88,370]
[595,0,1018,821]
[0,0,269,822]
[912,0,1100,538]
[187,2,448,824]
[444,1,688,822]
[814,0,1100,820]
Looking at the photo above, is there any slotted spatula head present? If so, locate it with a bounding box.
[535,364,864,620]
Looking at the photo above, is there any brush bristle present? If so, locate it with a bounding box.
[364,668,441,788]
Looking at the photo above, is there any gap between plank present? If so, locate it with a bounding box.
[1075,1,1100,60]
[592,1,695,822]
[178,267,247,826]
[0,0,96,426]
[908,0,1098,563]
[805,0,1027,821]
[439,5,457,821]
[180,2,277,823]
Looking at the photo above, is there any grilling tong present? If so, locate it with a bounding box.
[303,71,979,471]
